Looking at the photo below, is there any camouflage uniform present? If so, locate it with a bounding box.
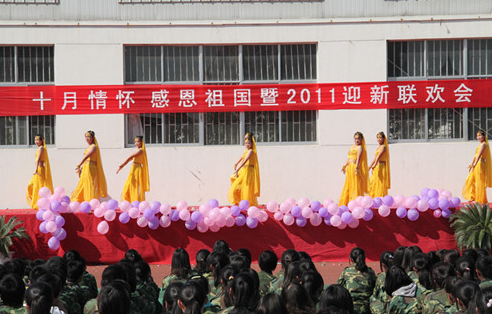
[131,290,155,314]
[479,279,492,289]
[370,272,390,314]
[138,277,162,314]
[59,282,85,314]
[387,295,420,314]
[258,271,275,297]
[269,270,284,294]
[162,274,187,291]
[337,265,377,314]
[218,306,234,314]
[80,271,98,300]
[83,298,98,314]
[442,304,460,314]
[0,305,29,314]
[407,271,418,283]
[420,289,451,314]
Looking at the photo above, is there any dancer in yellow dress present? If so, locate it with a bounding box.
[26,134,53,209]
[339,132,369,206]
[368,132,390,198]
[117,136,149,202]
[228,133,260,206]
[71,131,108,202]
[463,130,492,204]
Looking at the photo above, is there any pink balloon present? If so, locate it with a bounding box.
[199,204,212,216]
[225,216,236,227]
[378,205,391,217]
[356,196,365,207]
[323,198,334,208]
[209,208,220,221]
[49,194,59,203]
[137,217,148,228]
[160,204,172,215]
[93,207,104,218]
[38,187,51,198]
[433,209,442,218]
[176,200,188,212]
[100,201,108,210]
[216,216,226,227]
[42,211,54,221]
[338,222,348,229]
[220,207,232,217]
[274,212,284,221]
[160,215,171,228]
[298,198,310,209]
[37,197,50,210]
[257,210,268,222]
[283,214,295,226]
[247,207,260,219]
[347,201,357,211]
[266,201,279,213]
[119,201,131,212]
[104,210,116,221]
[204,217,214,227]
[46,221,57,233]
[286,198,297,206]
[352,207,365,219]
[197,221,209,233]
[139,201,150,212]
[97,221,109,234]
[54,186,65,196]
[69,201,81,213]
[310,213,322,226]
[327,204,339,215]
[417,200,429,212]
[280,202,292,213]
[128,207,140,219]
[210,224,220,232]
[179,210,191,221]
[363,196,374,208]
[405,197,418,209]
[301,207,313,219]
[348,219,360,228]
[90,199,100,209]
[393,195,405,207]
[330,215,342,227]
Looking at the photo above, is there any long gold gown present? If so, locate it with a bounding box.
[26,144,53,209]
[463,141,492,204]
[71,138,108,202]
[369,141,391,198]
[339,142,369,206]
[121,143,150,202]
[228,140,260,207]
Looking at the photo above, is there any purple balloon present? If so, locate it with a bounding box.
[382,195,394,206]
[396,206,407,218]
[148,217,160,230]
[143,208,155,220]
[412,195,420,202]
[231,205,241,217]
[151,201,161,212]
[239,200,250,211]
[428,198,439,210]
[318,207,329,218]
[80,202,92,213]
[208,199,220,209]
[428,189,439,199]
[48,237,60,250]
[61,195,71,204]
[50,201,61,213]
[119,212,131,224]
[191,211,203,223]
[324,215,332,226]
[420,196,429,202]
[36,209,46,221]
[341,212,354,224]
[438,199,450,210]
[339,205,349,213]
[407,209,419,221]
[450,197,461,208]
[185,219,197,230]
[372,197,383,208]
[169,210,180,221]
[246,217,258,229]
[131,200,140,208]
[291,206,302,218]
[235,214,246,227]
[54,228,67,241]
[442,209,452,219]
[296,217,307,227]
[39,221,48,233]
[362,209,374,221]
[310,201,322,212]
[107,199,119,211]
[420,188,430,198]
[55,215,65,227]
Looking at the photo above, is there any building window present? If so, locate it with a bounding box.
[387,39,490,141]
[0,46,54,84]
[0,0,58,3]
[0,115,55,146]
[124,44,317,145]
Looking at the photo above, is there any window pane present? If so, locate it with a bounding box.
[281,44,316,80]
[0,116,28,145]
[244,111,279,142]
[243,45,278,81]
[130,113,163,144]
[124,46,162,82]
[17,46,54,83]
[203,46,239,82]
[468,39,492,77]
[29,115,55,144]
[388,109,426,140]
[164,112,200,144]
[428,108,463,139]
[0,46,15,83]
[387,41,424,78]
[468,107,492,140]
[281,110,316,142]
[163,46,200,82]
[427,40,463,77]
[205,112,240,145]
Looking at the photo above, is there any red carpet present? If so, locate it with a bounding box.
[4,209,456,264]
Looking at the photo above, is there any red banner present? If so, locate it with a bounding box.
[0,79,489,116]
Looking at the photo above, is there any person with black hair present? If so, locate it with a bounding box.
[134,260,162,314]
[474,286,492,314]
[229,253,249,271]
[85,264,127,314]
[410,252,432,290]
[337,248,376,314]
[163,282,184,314]
[256,293,288,314]
[163,248,193,290]
[454,280,479,313]
[207,251,231,300]
[194,249,211,276]
[298,252,312,261]
[318,284,354,314]
[420,262,455,314]
[237,249,252,269]
[300,270,324,306]
[477,256,492,289]
[213,240,231,256]
[211,265,240,310]
[124,249,144,264]
[279,261,302,295]
[0,274,27,313]
[35,272,68,314]
[369,251,393,314]
[392,247,407,268]
[281,282,315,314]
[97,280,131,314]
[270,250,300,294]
[241,268,260,311]
[401,246,422,275]
[59,261,86,314]
[26,282,54,314]
[443,250,460,266]
[455,256,479,282]
[26,134,53,209]
[63,250,98,300]
[442,276,464,314]
[221,273,256,314]
[178,281,207,314]
[119,260,155,314]
[384,266,424,313]
[462,249,479,264]
[315,306,350,314]
[258,251,278,297]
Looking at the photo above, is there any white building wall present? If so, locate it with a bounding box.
[0,17,490,208]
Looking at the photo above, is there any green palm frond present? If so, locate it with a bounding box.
[450,203,492,251]
[0,216,29,258]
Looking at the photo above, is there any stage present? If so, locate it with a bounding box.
[4,208,456,264]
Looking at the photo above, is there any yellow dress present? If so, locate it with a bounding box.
[121,146,150,203]
[228,149,260,207]
[26,147,53,209]
[463,143,492,204]
[339,145,369,206]
[369,145,391,198]
[71,143,108,202]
